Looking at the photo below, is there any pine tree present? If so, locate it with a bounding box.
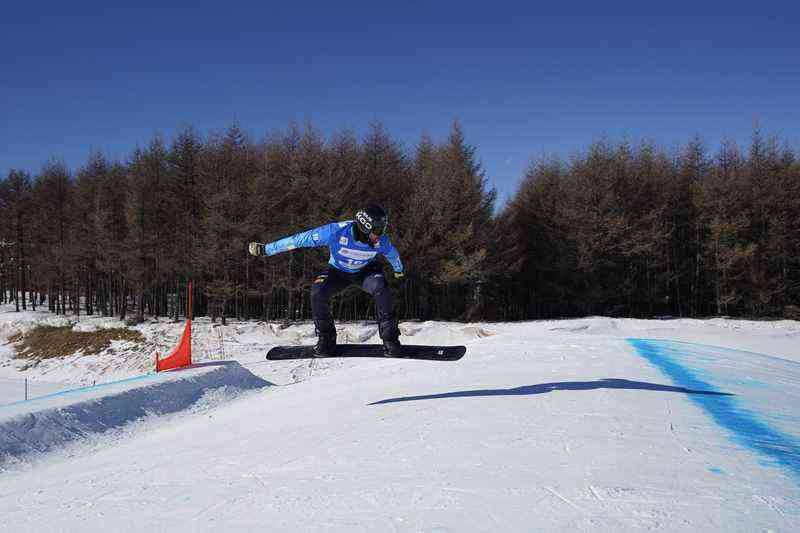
[3,170,33,311]
[94,162,129,316]
[199,124,257,322]
[168,126,204,319]
[31,161,73,314]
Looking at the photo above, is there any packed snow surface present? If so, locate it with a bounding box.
[1,304,799,532]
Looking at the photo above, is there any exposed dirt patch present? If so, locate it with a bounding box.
[13,325,145,360]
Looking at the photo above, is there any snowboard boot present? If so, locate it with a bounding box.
[314,330,337,358]
[383,338,403,357]
[378,315,402,357]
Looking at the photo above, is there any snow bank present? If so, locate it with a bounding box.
[0,361,272,468]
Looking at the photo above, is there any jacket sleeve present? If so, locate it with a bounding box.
[380,238,404,273]
[264,223,337,256]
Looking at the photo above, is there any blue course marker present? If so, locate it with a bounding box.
[628,338,800,484]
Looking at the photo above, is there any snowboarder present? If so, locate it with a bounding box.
[249,205,405,357]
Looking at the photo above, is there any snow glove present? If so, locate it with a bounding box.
[393,271,406,284]
[248,242,266,257]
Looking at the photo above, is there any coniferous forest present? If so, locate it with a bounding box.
[1,122,798,323]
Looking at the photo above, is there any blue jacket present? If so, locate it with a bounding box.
[264,221,404,274]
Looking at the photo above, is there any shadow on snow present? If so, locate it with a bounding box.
[369,378,733,405]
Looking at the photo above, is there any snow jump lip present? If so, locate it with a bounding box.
[0,361,272,468]
[628,338,800,485]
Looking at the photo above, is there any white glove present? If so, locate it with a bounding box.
[249,242,266,257]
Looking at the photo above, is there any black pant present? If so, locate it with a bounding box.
[311,264,399,342]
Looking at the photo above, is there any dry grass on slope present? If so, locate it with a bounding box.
[10,325,145,360]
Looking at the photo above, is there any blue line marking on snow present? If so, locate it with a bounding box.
[627,338,800,483]
[0,372,162,409]
[632,338,800,367]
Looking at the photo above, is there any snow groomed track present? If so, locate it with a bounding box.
[629,339,800,483]
[1,313,799,531]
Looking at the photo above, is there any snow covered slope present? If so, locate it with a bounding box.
[1,309,799,531]
[0,362,272,467]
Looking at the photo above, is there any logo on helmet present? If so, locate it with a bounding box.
[356,211,373,230]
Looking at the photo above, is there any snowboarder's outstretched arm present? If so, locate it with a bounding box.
[379,238,404,275]
[248,222,341,257]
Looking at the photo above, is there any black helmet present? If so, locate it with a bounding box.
[354,205,389,236]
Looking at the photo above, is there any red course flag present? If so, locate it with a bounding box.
[156,281,193,372]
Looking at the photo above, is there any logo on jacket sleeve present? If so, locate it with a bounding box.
[339,236,348,245]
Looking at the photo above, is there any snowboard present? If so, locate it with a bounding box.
[266,344,466,361]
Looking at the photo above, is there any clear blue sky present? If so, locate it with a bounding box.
[2,1,798,204]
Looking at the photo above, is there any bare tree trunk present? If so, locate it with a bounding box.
[14,265,20,312]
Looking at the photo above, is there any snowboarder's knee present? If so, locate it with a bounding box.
[311,278,330,301]
[362,274,388,296]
